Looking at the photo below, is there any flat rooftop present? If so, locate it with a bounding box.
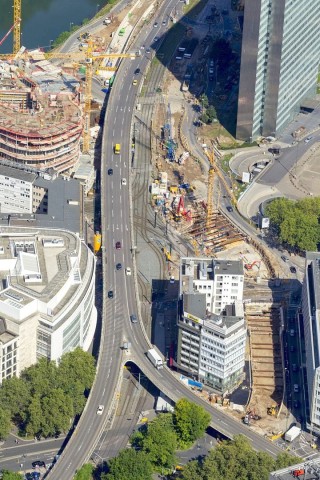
[0,227,88,322]
[180,257,243,294]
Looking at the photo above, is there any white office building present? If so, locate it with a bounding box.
[237,0,320,140]
[0,227,97,383]
[302,252,320,434]
[177,258,246,393]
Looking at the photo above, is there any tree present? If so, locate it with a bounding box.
[206,105,217,123]
[200,94,209,109]
[56,348,95,415]
[40,388,73,437]
[0,376,30,422]
[73,463,94,480]
[265,196,320,251]
[0,407,11,440]
[137,413,177,472]
[102,449,152,480]
[1,471,23,480]
[180,435,300,480]
[173,398,211,448]
[21,357,58,398]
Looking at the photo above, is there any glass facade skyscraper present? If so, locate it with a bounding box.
[237,0,320,140]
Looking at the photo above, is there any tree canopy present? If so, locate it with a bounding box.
[131,413,177,472]
[74,464,94,480]
[1,472,23,480]
[173,398,211,448]
[265,197,320,251]
[0,348,95,439]
[180,435,300,480]
[101,449,152,480]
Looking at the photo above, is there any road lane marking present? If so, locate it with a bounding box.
[112,210,114,218]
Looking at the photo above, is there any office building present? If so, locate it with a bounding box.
[0,227,97,383]
[237,0,320,140]
[0,161,83,235]
[177,257,246,393]
[302,252,320,434]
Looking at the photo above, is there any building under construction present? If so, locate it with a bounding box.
[0,50,82,173]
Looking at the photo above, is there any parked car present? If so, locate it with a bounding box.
[304,136,312,143]
[108,290,114,299]
[290,266,297,273]
[294,384,299,393]
[281,255,288,262]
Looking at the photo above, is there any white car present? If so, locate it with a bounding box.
[121,178,127,186]
[97,405,104,415]
[304,136,312,143]
[125,267,132,276]
[170,276,175,284]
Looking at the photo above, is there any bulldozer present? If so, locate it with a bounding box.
[267,405,279,416]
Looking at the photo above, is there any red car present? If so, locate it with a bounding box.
[116,241,121,250]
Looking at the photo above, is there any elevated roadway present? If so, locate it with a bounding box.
[48,2,283,478]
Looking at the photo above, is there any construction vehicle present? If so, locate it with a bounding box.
[268,431,283,442]
[162,247,171,261]
[243,409,261,425]
[292,470,304,478]
[267,405,279,416]
[245,260,261,270]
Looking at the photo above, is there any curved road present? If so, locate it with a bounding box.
[49,1,284,478]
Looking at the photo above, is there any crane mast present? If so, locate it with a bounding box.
[13,0,21,53]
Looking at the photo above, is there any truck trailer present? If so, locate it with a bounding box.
[147,348,164,369]
[284,426,301,442]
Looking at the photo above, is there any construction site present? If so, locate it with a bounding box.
[0,54,83,173]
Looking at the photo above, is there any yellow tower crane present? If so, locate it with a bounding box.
[205,148,237,216]
[205,149,215,230]
[13,0,21,54]
[45,39,136,153]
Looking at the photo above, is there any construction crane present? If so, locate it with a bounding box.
[205,149,215,230]
[205,148,238,216]
[45,39,136,153]
[13,0,21,53]
[0,18,21,49]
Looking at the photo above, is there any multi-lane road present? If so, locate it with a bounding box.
[46,1,285,477]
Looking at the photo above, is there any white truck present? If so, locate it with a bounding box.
[147,348,164,369]
[284,426,301,442]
